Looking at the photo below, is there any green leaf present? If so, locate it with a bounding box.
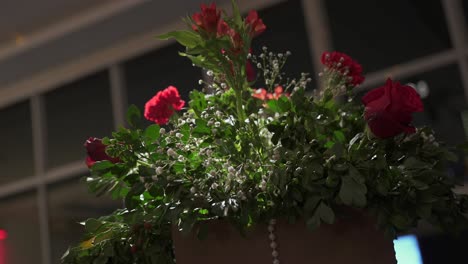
[304,196,321,213]
[125,183,145,209]
[126,105,141,128]
[189,90,207,113]
[158,30,201,48]
[333,130,345,143]
[193,119,210,136]
[144,124,160,142]
[317,202,335,224]
[306,214,321,231]
[84,219,102,233]
[179,53,217,69]
[231,0,242,26]
[91,160,115,171]
[339,175,367,207]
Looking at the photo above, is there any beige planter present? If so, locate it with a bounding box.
[172,215,396,264]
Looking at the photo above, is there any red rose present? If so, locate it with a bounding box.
[192,3,221,36]
[84,137,120,168]
[144,86,185,125]
[362,78,424,138]
[245,10,266,37]
[321,51,364,86]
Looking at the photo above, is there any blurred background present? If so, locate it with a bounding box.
[0,0,467,263]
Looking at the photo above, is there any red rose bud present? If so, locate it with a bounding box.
[131,245,138,254]
[321,51,364,86]
[227,29,243,54]
[192,3,221,36]
[246,60,256,82]
[245,10,266,37]
[84,137,120,168]
[217,20,230,37]
[144,86,185,125]
[362,78,424,138]
[144,222,152,230]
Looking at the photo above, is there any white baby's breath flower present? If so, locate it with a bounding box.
[167,148,177,157]
[156,166,164,175]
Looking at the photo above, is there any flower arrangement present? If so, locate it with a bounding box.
[62,1,468,263]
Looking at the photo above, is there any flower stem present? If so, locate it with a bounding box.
[235,88,246,123]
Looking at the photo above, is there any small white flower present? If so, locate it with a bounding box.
[260,180,267,191]
[206,70,214,76]
[211,183,218,189]
[156,166,164,175]
[178,155,185,162]
[206,149,213,156]
[167,148,177,157]
[190,187,196,194]
[160,128,166,135]
[214,121,221,127]
[151,175,158,181]
[228,166,236,173]
[176,133,183,138]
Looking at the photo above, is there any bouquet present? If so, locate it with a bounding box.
[62,1,468,263]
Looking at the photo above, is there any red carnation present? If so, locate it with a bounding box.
[362,78,424,138]
[192,3,221,36]
[144,86,185,125]
[84,137,120,168]
[321,51,365,86]
[252,86,289,101]
[245,10,266,37]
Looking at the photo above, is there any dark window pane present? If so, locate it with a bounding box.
[0,191,41,264]
[45,71,113,169]
[124,43,203,124]
[253,0,315,80]
[0,101,34,185]
[48,175,121,263]
[326,0,451,72]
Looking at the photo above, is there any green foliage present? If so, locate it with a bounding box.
[63,1,468,263]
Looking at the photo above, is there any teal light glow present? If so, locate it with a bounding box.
[394,235,423,264]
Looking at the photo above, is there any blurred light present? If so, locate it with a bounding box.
[393,235,423,264]
[0,230,7,240]
[407,80,429,99]
[14,34,25,46]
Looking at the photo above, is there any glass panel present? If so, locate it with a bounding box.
[0,191,41,264]
[48,175,122,263]
[325,0,451,72]
[0,101,34,185]
[45,71,113,169]
[253,0,315,81]
[124,43,203,124]
[417,230,468,263]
